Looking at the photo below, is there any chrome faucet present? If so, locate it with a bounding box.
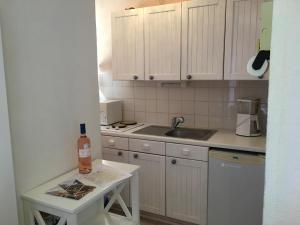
[171,117,184,130]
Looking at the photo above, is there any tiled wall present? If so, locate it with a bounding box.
[99,74,268,132]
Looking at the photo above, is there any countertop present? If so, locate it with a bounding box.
[101,124,266,153]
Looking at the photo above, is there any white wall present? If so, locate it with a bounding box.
[0,26,19,225]
[0,0,100,224]
[263,1,300,224]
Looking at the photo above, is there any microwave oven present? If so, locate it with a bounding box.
[100,100,122,125]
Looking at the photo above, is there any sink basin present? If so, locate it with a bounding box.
[165,127,216,140]
[133,125,216,141]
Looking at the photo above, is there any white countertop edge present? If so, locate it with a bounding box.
[101,124,266,153]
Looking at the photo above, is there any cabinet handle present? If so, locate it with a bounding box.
[108,139,115,146]
[182,148,190,156]
[171,159,177,165]
[133,75,138,80]
[149,75,154,80]
[186,75,192,80]
[133,153,139,159]
[118,151,123,156]
[142,143,151,150]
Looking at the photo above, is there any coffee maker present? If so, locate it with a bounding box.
[236,98,261,137]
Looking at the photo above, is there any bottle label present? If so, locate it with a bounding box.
[79,144,91,158]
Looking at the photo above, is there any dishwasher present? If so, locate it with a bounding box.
[208,149,265,225]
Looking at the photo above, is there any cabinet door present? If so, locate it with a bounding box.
[166,157,208,225]
[111,9,144,80]
[102,148,130,206]
[224,0,268,80]
[181,0,226,80]
[129,152,165,215]
[144,3,181,81]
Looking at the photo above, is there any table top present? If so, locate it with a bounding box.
[22,160,139,214]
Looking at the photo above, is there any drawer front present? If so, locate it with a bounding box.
[129,139,165,155]
[102,148,129,163]
[166,143,208,161]
[102,135,129,150]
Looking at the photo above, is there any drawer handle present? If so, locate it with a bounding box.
[118,151,123,156]
[108,139,115,146]
[142,143,151,150]
[182,148,190,156]
[133,153,139,159]
[133,75,138,80]
[171,159,177,165]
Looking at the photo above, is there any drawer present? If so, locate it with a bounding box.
[129,139,165,155]
[166,143,208,161]
[101,135,129,150]
[102,148,129,163]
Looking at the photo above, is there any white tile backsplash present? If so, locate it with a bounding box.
[99,76,268,132]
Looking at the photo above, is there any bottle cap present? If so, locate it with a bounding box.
[80,123,86,134]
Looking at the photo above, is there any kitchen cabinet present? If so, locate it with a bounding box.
[144,3,181,81]
[102,148,130,206]
[224,0,268,80]
[111,8,144,80]
[165,143,208,225]
[181,0,226,80]
[129,151,166,215]
[101,135,209,223]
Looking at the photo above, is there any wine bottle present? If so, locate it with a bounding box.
[77,123,92,174]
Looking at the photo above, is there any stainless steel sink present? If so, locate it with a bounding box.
[133,125,216,141]
[165,127,216,140]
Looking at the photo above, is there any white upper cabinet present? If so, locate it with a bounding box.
[144,3,181,81]
[111,9,144,80]
[224,0,268,80]
[181,0,226,80]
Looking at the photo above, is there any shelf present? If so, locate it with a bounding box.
[82,212,136,225]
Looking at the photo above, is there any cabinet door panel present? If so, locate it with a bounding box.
[166,157,208,225]
[182,0,226,80]
[102,148,130,206]
[144,3,181,80]
[111,9,144,80]
[129,152,165,215]
[224,0,268,80]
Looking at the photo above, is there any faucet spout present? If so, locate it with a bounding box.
[171,117,184,130]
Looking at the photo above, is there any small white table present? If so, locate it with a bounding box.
[22,160,140,225]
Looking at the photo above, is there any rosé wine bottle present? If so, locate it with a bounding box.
[77,123,92,174]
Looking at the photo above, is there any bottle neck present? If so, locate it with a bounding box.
[80,133,87,137]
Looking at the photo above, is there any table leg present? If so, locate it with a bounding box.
[67,214,78,225]
[23,201,35,225]
[130,171,140,225]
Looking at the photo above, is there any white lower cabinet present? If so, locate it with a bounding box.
[166,157,208,225]
[129,151,166,215]
[102,148,130,206]
[102,136,208,224]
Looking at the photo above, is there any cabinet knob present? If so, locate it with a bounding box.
[133,153,139,159]
[171,159,177,165]
[149,75,154,80]
[186,75,192,80]
[133,75,138,80]
[118,151,123,156]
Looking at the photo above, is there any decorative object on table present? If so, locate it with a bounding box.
[77,123,92,174]
[46,179,95,200]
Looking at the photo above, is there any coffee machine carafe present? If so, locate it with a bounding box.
[236,98,261,137]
